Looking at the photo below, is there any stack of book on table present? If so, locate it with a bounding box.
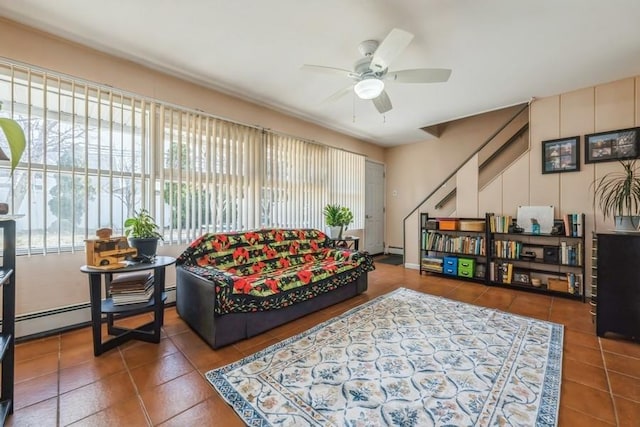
[109,271,154,305]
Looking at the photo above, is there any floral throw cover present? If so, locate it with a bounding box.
[176,229,375,315]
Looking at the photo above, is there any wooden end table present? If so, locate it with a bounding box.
[329,236,360,250]
[80,256,176,356]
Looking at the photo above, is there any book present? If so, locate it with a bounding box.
[111,271,153,286]
[110,271,154,305]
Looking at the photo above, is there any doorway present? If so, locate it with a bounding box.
[365,160,384,254]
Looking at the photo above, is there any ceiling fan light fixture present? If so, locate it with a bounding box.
[354,78,384,100]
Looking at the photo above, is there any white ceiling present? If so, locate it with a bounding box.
[2,1,640,147]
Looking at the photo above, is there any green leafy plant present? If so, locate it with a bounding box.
[323,204,354,227]
[124,209,163,239]
[0,102,26,174]
[592,159,640,220]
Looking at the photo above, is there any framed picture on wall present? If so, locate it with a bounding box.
[584,127,640,164]
[542,136,580,174]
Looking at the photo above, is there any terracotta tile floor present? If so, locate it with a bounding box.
[7,261,640,426]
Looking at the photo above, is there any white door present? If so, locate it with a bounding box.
[365,160,384,254]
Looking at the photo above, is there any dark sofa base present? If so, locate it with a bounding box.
[176,266,368,349]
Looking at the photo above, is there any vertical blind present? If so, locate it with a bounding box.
[0,60,366,253]
[263,133,328,229]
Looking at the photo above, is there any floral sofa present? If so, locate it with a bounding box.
[175,228,375,348]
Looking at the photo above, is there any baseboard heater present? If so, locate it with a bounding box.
[12,286,177,343]
[387,245,403,255]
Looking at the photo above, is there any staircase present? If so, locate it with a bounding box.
[402,103,530,265]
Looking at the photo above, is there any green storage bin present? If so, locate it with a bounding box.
[457,257,476,278]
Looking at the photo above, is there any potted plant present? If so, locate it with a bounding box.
[593,159,640,231]
[323,204,354,239]
[0,105,27,214]
[124,208,163,259]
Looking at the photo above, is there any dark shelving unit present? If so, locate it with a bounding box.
[0,218,17,423]
[487,213,586,301]
[419,213,487,283]
[419,212,586,302]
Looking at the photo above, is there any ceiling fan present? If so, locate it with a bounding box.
[302,28,451,114]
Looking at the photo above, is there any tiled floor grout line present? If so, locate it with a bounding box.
[598,336,620,427]
[119,345,154,427]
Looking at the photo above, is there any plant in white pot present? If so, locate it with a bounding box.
[323,204,354,239]
[0,104,27,214]
[593,159,640,231]
[124,209,163,260]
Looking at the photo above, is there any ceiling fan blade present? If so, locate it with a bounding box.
[301,64,352,77]
[387,68,452,83]
[322,85,353,104]
[372,90,392,114]
[370,28,414,73]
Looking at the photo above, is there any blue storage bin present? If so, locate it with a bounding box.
[443,256,458,276]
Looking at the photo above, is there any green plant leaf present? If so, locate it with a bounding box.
[0,117,26,173]
[323,204,353,227]
[593,160,640,219]
[124,209,163,240]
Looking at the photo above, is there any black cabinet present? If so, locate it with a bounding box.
[596,233,640,340]
[0,218,16,422]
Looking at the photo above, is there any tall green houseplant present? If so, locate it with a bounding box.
[593,159,640,231]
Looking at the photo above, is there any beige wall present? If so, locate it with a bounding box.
[0,18,383,329]
[394,75,640,290]
[506,77,638,238]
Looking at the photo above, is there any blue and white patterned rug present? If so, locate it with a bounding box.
[207,288,563,426]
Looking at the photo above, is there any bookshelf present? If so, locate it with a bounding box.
[486,213,586,301]
[419,212,586,301]
[419,213,487,282]
[0,217,17,422]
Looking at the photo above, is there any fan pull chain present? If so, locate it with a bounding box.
[352,92,356,123]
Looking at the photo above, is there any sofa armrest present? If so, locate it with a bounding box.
[181,264,237,289]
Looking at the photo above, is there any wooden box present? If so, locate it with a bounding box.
[548,278,569,293]
[438,219,459,231]
[459,220,485,232]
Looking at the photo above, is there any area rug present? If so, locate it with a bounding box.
[207,288,563,426]
[375,254,404,266]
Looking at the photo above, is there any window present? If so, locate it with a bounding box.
[0,61,366,254]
